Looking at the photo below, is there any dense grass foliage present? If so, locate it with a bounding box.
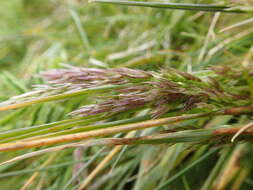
[1,0,253,189]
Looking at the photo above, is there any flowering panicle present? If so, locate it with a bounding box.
[49,66,251,118]
[1,65,251,118]
[41,66,152,88]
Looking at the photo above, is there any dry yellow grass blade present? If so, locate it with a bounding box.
[78,132,135,190]
[231,168,249,190]
[78,145,123,190]
[214,144,245,190]
[0,141,103,166]
[20,153,58,190]
[0,112,211,152]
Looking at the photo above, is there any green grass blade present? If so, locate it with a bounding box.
[69,8,91,50]
[37,114,151,139]
[0,71,28,93]
[201,147,232,190]
[0,116,105,142]
[0,108,27,126]
[155,148,220,190]
[0,84,125,111]
[62,147,105,190]
[0,117,82,140]
[92,0,246,13]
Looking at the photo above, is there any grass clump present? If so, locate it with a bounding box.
[0,0,253,190]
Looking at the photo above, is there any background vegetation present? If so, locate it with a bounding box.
[1,0,253,189]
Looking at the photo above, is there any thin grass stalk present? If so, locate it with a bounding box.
[20,153,58,190]
[0,106,253,151]
[92,0,249,13]
[78,132,135,190]
[16,115,150,142]
[0,84,124,111]
[1,123,253,167]
[0,112,212,152]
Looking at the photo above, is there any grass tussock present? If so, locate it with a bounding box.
[0,0,253,189]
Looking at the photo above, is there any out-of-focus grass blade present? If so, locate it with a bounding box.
[201,147,233,190]
[0,71,28,93]
[92,0,247,13]
[69,8,91,50]
[0,158,87,178]
[0,108,27,126]
[155,148,220,190]
[62,147,105,190]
